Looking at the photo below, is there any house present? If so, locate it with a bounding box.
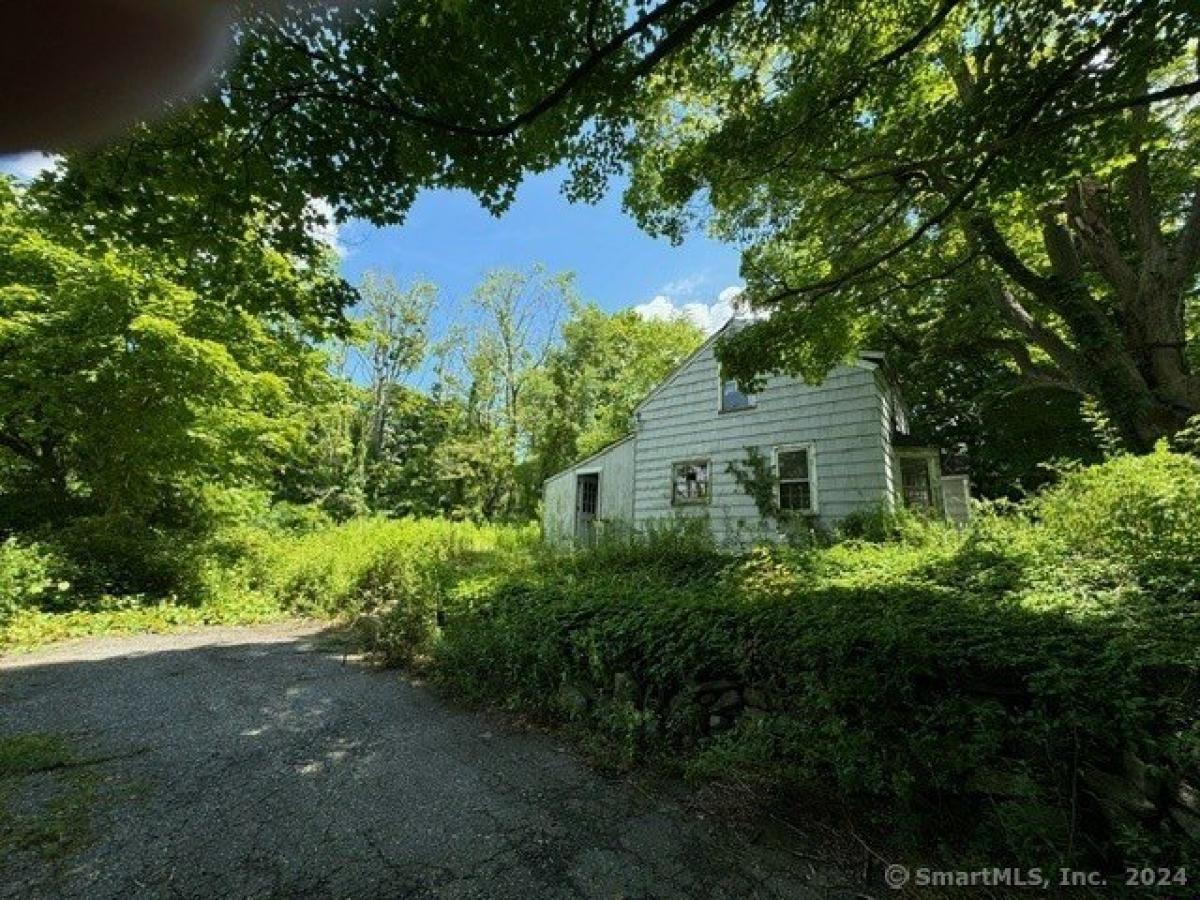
[543,318,956,545]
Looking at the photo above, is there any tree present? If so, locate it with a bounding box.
[350,273,437,460]
[0,181,338,586]
[615,1,1200,452]
[56,0,1199,455]
[273,374,368,519]
[437,267,572,517]
[866,294,1103,497]
[465,267,569,443]
[47,1,1200,460]
[29,125,357,336]
[364,385,477,519]
[526,304,704,485]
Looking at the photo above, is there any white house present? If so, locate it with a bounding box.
[543,319,953,545]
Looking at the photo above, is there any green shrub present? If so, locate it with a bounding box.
[427,451,1200,871]
[834,503,949,544]
[1034,445,1200,595]
[249,517,533,616]
[0,538,69,625]
[436,546,1196,868]
[562,516,726,586]
[220,517,537,667]
[260,501,334,534]
[1,513,536,652]
[46,514,205,599]
[4,451,1196,873]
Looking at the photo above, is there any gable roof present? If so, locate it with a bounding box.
[631,318,736,416]
[631,316,887,417]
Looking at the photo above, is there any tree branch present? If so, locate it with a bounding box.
[738,0,964,183]
[977,337,1081,393]
[0,430,38,464]
[759,2,1150,303]
[1039,209,1085,282]
[982,278,1084,386]
[626,0,742,81]
[262,0,743,141]
[832,79,1200,186]
[1060,180,1139,305]
[967,216,1056,300]
[1126,95,1164,258]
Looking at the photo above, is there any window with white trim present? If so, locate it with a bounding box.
[671,459,710,505]
[776,445,815,514]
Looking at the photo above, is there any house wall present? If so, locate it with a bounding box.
[632,340,891,544]
[543,469,575,545]
[542,437,636,544]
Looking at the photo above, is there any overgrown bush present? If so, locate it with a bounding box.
[0,513,535,657]
[46,514,206,599]
[202,517,535,665]
[0,538,69,625]
[424,453,1200,871]
[1034,445,1200,595]
[240,517,533,616]
[4,451,1197,873]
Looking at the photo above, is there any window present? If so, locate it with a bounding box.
[900,457,933,509]
[719,374,756,412]
[776,445,816,514]
[671,459,710,505]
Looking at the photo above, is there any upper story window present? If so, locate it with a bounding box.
[671,459,711,505]
[720,374,756,412]
[776,445,816,514]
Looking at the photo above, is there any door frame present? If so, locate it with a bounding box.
[895,447,943,515]
[574,469,601,541]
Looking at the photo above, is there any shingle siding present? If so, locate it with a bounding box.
[542,436,636,544]
[632,338,891,542]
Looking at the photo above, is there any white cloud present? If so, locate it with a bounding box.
[633,283,746,335]
[0,152,59,182]
[306,197,347,257]
[658,272,708,298]
[633,295,679,322]
[717,285,745,306]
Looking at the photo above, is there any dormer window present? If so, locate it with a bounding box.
[719,374,756,412]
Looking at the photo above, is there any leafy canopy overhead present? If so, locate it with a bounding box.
[68,0,1192,226]
[50,0,1200,450]
[621,0,1200,450]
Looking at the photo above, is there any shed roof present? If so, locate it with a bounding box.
[541,432,634,484]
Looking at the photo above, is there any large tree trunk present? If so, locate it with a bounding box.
[968,175,1200,452]
[1120,277,1199,446]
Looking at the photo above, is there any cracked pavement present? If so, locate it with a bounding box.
[1,623,850,899]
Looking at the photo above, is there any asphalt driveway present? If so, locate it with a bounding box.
[0,623,853,899]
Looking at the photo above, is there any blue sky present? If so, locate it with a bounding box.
[326,166,744,333]
[2,153,745,335]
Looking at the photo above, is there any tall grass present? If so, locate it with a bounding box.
[237,517,535,616]
[1,518,537,651]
